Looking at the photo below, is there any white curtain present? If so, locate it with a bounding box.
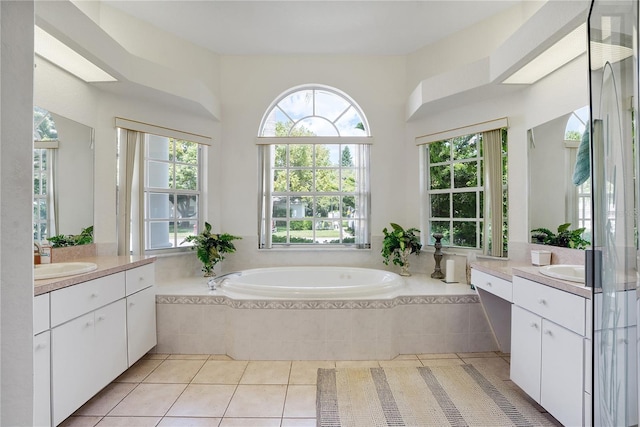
[482,129,504,257]
[117,129,145,256]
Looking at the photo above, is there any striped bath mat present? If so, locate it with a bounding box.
[317,365,556,426]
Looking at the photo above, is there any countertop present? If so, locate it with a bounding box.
[471,260,593,299]
[34,256,156,296]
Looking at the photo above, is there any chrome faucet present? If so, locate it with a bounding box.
[207,272,242,290]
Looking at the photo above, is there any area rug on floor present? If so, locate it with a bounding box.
[316,365,556,427]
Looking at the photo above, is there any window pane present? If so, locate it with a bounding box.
[453,192,476,218]
[316,196,340,218]
[289,145,313,167]
[293,117,335,136]
[314,221,340,243]
[172,140,198,164]
[453,161,478,188]
[341,169,356,192]
[429,140,450,163]
[175,220,197,247]
[272,197,287,218]
[290,220,313,244]
[452,134,478,160]
[335,106,367,136]
[316,144,339,167]
[278,90,313,121]
[315,90,349,122]
[38,199,47,221]
[316,169,339,192]
[148,193,171,219]
[148,135,169,160]
[148,221,172,249]
[148,161,170,188]
[430,221,450,245]
[274,145,287,167]
[172,165,198,190]
[290,198,308,218]
[430,165,450,190]
[273,169,287,192]
[174,195,198,220]
[453,221,477,247]
[341,145,355,166]
[290,169,312,192]
[34,174,41,195]
[342,195,356,216]
[430,193,450,218]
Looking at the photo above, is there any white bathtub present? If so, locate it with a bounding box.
[214,266,404,299]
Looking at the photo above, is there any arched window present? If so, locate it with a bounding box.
[257,85,372,248]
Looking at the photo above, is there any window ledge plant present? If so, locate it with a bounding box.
[530,223,590,250]
[182,222,241,277]
[381,223,422,276]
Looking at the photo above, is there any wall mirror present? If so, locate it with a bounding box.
[528,105,591,245]
[34,106,94,242]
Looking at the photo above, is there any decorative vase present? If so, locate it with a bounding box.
[399,248,412,276]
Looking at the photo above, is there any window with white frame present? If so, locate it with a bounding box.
[33,106,58,242]
[565,106,591,242]
[257,85,372,248]
[422,126,507,256]
[116,120,208,255]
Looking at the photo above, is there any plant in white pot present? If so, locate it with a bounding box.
[381,223,422,276]
[182,222,241,277]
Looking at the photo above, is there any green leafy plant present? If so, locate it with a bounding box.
[47,226,94,248]
[182,222,241,276]
[531,223,590,249]
[381,223,422,267]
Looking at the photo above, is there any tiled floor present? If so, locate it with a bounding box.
[59,352,560,427]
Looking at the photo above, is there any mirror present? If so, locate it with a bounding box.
[34,107,94,242]
[528,106,591,244]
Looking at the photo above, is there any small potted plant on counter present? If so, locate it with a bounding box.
[381,223,422,276]
[531,223,590,249]
[182,222,241,277]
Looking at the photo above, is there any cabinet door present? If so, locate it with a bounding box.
[127,286,157,365]
[94,300,128,392]
[33,331,50,427]
[510,305,542,402]
[540,319,584,427]
[52,312,95,426]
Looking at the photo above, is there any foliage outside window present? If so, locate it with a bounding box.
[33,106,58,242]
[258,85,371,248]
[425,129,508,253]
[144,135,201,250]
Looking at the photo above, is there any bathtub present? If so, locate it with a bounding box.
[212,266,404,299]
[155,267,495,360]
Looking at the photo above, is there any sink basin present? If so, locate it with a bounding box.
[34,262,98,280]
[539,264,585,283]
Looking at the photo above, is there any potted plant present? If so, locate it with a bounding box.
[381,223,422,276]
[531,223,590,249]
[182,222,241,276]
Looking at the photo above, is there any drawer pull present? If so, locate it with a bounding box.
[129,301,135,307]
[139,276,145,281]
[538,298,547,305]
[530,322,539,329]
[35,343,48,350]
[97,315,106,321]
[486,282,492,287]
[85,321,93,327]
[90,293,98,298]
[544,330,553,336]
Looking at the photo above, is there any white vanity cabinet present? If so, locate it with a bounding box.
[470,269,512,352]
[511,276,587,427]
[40,262,156,426]
[33,294,51,427]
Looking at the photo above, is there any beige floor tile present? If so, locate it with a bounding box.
[114,359,163,383]
[143,359,207,383]
[225,385,287,418]
[166,384,236,418]
[109,383,187,416]
[95,417,162,426]
[58,416,103,427]
[281,419,317,427]
[420,358,465,367]
[417,353,460,360]
[209,354,234,361]
[378,360,423,368]
[461,356,510,380]
[335,361,379,368]
[144,353,170,360]
[289,361,335,385]
[168,354,210,360]
[158,417,222,426]
[192,360,248,384]
[240,361,291,385]
[393,354,419,360]
[219,418,280,427]
[457,351,500,358]
[74,383,137,416]
[283,385,317,418]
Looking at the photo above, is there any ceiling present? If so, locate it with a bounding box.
[103,1,520,55]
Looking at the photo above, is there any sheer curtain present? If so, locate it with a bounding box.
[117,129,145,256]
[482,129,504,257]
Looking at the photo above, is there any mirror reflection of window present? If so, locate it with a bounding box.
[33,107,58,243]
[565,106,591,243]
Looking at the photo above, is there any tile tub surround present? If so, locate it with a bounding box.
[154,274,497,360]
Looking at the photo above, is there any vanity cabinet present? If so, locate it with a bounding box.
[470,269,512,352]
[33,294,50,427]
[40,262,156,426]
[511,276,587,427]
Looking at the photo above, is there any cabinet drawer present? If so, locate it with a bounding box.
[50,272,125,327]
[471,269,512,301]
[126,263,155,295]
[513,276,586,335]
[34,293,50,335]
